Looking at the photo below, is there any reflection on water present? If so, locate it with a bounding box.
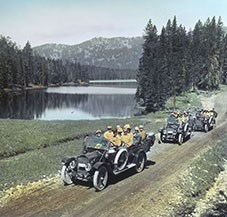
[0,86,137,120]
[46,86,136,95]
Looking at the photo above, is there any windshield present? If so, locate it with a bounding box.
[84,135,109,150]
[167,115,178,125]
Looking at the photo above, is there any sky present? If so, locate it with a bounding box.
[1,0,227,47]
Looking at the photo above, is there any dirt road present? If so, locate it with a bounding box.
[1,92,227,217]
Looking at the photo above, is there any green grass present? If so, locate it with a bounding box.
[0,89,203,192]
[0,90,202,158]
[0,115,164,192]
[165,92,202,111]
[0,119,147,158]
[174,138,227,216]
[0,139,83,191]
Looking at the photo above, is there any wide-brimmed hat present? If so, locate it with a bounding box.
[96,129,102,134]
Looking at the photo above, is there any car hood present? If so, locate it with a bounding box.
[77,151,102,163]
[164,123,179,131]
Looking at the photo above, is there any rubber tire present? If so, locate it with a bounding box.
[178,134,183,145]
[208,117,212,124]
[183,123,188,133]
[114,148,128,171]
[160,134,165,143]
[93,166,108,191]
[135,152,146,173]
[212,119,216,129]
[61,165,73,185]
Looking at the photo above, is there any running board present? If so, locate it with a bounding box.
[113,163,136,175]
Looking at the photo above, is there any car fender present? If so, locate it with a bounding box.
[183,123,188,132]
[62,157,76,166]
[134,149,147,163]
[93,162,105,170]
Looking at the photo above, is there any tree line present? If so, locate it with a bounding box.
[136,16,227,112]
[0,36,136,93]
[0,36,91,92]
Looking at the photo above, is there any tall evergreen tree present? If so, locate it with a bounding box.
[136,19,159,111]
[22,41,33,87]
[222,34,227,84]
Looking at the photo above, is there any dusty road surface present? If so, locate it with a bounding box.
[0,91,227,217]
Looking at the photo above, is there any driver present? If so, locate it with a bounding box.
[203,109,211,119]
[178,114,185,123]
[183,111,189,122]
[94,129,105,144]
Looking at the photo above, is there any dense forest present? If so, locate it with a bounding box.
[136,16,227,112]
[0,37,90,92]
[0,36,136,93]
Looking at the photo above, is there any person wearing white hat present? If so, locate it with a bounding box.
[104,126,114,142]
[139,125,147,141]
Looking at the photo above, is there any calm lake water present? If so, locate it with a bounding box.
[0,82,137,120]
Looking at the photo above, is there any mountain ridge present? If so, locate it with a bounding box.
[33,36,143,70]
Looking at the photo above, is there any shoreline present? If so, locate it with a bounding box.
[2,82,90,94]
[3,85,47,94]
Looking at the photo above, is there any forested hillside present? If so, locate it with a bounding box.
[0,36,137,93]
[33,37,143,70]
[0,36,91,93]
[136,16,227,112]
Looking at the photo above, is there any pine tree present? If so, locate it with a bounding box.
[22,41,33,87]
[136,19,159,111]
[222,34,227,84]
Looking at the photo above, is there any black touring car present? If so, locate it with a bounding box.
[61,133,155,191]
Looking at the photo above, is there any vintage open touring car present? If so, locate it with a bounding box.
[159,113,193,145]
[192,109,217,132]
[61,133,155,191]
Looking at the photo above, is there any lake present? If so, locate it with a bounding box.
[0,82,138,120]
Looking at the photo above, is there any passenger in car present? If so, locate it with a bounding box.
[122,124,133,147]
[113,127,123,147]
[133,126,141,145]
[139,125,147,141]
[104,126,114,142]
[177,114,185,123]
[203,110,211,119]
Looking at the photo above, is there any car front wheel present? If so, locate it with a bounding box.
[178,133,183,145]
[61,165,74,185]
[93,166,108,191]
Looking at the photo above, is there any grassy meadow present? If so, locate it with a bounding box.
[0,90,203,192]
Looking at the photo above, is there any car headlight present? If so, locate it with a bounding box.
[69,160,77,169]
[105,152,109,159]
[85,163,92,171]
